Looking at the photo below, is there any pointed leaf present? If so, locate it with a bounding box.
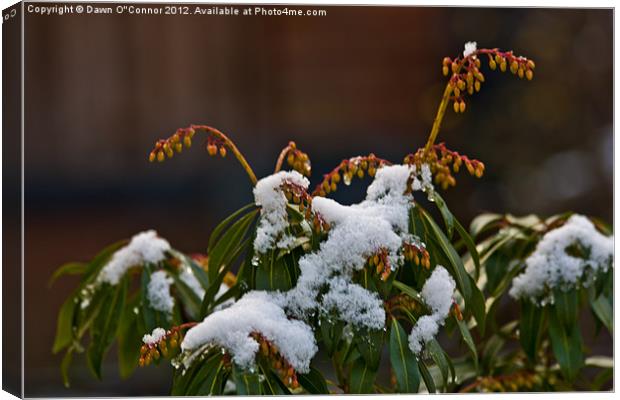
[389,318,420,393]
[298,367,329,394]
[349,358,377,394]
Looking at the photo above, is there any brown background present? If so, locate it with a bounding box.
[21,4,612,396]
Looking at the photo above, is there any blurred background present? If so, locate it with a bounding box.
[21,4,612,396]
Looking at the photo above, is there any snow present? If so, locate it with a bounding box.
[408,266,456,354]
[97,230,170,285]
[509,214,614,303]
[463,41,477,58]
[181,291,317,373]
[143,327,167,345]
[147,270,175,315]
[284,164,420,329]
[179,268,205,299]
[182,164,441,370]
[253,171,310,253]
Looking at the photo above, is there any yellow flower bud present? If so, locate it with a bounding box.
[489,59,497,70]
[454,87,461,97]
[442,65,449,76]
[457,80,466,90]
[510,61,518,74]
[207,144,217,156]
[474,81,481,92]
[157,151,165,162]
[459,101,466,113]
[451,61,458,73]
[183,136,192,148]
[219,146,227,157]
[526,69,533,80]
[500,61,507,72]
[287,153,295,165]
[527,60,536,70]
[518,68,524,79]
[453,101,460,113]
[149,152,156,162]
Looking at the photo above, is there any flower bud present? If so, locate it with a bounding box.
[207,144,217,156]
[149,152,156,162]
[459,101,466,113]
[287,153,295,165]
[474,81,481,92]
[500,61,507,72]
[457,80,466,91]
[183,136,192,148]
[175,143,183,153]
[219,147,227,157]
[356,169,364,179]
[489,59,497,70]
[157,151,165,162]
[454,87,460,97]
[442,65,449,76]
[527,60,535,70]
[518,67,524,79]
[451,61,458,73]
[453,101,460,113]
[442,57,451,66]
[510,61,518,74]
[526,69,533,81]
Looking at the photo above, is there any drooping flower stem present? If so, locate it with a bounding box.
[192,125,258,186]
[423,82,454,154]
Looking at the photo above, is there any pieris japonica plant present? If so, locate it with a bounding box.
[51,42,613,394]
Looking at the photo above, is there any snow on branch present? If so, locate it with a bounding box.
[97,230,171,285]
[509,214,614,304]
[408,266,456,354]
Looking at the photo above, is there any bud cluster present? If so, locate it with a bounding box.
[281,181,330,234]
[403,242,430,269]
[441,48,535,114]
[139,329,181,367]
[149,127,196,162]
[251,332,300,389]
[386,293,419,313]
[312,154,391,196]
[468,371,540,393]
[282,142,312,177]
[367,248,393,281]
[404,143,484,190]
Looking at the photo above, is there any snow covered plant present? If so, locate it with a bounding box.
[51,42,581,395]
[464,213,613,391]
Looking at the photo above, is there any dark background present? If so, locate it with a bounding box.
[21,4,612,396]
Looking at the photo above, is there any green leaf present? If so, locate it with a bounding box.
[393,281,422,305]
[590,292,612,333]
[171,274,201,320]
[548,307,584,381]
[52,295,78,354]
[255,249,293,291]
[456,317,478,372]
[319,316,344,357]
[117,296,142,379]
[349,357,377,394]
[208,203,256,250]
[389,318,420,393]
[140,265,157,332]
[418,360,436,393]
[470,213,502,239]
[208,209,258,282]
[519,300,544,363]
[420,209,471,301]
[553,287,579,332]
[192,358,227,395]
[467,275,486,335]
[427,339,450,390]
[454,218,481,280]
[432,192,455,239]
[297,367,329,394]
[232,364,261,395]
[60,347,74,388]
[86,278,128,379]
[355,328,383,370]
[171,351,219,395]
[48,262,86,287]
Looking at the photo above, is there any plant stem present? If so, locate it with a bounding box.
[423,82,453,154]
[192,125,258,186]
[274,142,295,173]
